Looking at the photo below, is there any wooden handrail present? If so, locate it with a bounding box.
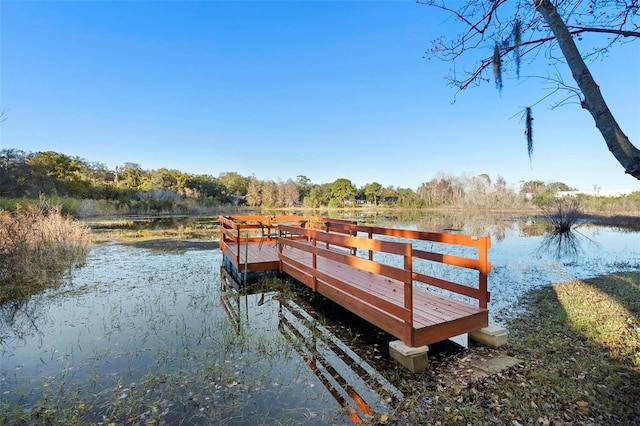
[220,215,491,311]
[278,225,413,329]
[329,224,491,307]
[278,222,491,308]
[221,215,490,347]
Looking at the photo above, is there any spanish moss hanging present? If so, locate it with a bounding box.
[525,107,534,160]
[514,19,522,79]
[493,43,502,92]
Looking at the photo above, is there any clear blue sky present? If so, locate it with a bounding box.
[1,1,639,193]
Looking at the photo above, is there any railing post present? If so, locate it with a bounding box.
[478,236,491,309]
[312,235,318,292]
[404,244,414,346]
[236,223,241,267]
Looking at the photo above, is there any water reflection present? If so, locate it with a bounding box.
[220,268,402,422]
[538,227,598,263]
[0,297,44,346]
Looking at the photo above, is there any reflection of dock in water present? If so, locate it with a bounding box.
[219,266,243,334]
[219,267,402,423]
[278,297,402,424]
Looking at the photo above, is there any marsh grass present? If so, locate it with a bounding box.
[0,201,90,304]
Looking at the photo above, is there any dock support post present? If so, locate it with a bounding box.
[469,324,508,348]
[389,340,429,374]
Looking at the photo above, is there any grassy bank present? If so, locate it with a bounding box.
[388,270,640,425]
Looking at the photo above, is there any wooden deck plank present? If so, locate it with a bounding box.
[222,241,280,272]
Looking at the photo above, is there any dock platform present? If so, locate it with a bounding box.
[219,215,491,348]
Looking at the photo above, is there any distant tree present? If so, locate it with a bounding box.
[363,181,383,205]
[494,176,507,193]
[419,0,640,180]
[477,174,491,186]
[417,181,435,206]
[218,172,247,196]
[466,174,492,207]
[245,176,262,207]
[547,181,575,192]
[143,168,176,192]
[295,175,312,200]
[80,161,115,185]
[520,180,546,195]
[303,184,331,208]
[27,151,91,197]
[395,187,419,207]
[116,162,148,190]
[419,172,465,206]
[520,180,557,207]
[279,179,300,206]
[185,174,224,201]
[261,180,278,207]
[330,178,357,207]
[0,149,29,197]
[381,186,399,204]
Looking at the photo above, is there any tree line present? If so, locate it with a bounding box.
[1,149,637,213]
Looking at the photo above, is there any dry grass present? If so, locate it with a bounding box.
[0,202,91,303]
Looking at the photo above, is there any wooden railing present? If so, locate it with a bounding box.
[220,215,491,347]
[221,214,490,304]
[286,222,491,309]
[219,215,357,265]
[277,225,415,345]
[359,226,491,309]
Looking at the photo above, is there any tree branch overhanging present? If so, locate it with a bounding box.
[419,0,640,180]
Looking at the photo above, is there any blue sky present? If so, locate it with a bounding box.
[1,1,639,192]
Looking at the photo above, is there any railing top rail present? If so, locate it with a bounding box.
[352,224,490,249]
[279,225,411,256]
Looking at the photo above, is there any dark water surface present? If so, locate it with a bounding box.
[1,213,638,424]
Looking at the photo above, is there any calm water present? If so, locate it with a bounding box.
[1,213,638,424]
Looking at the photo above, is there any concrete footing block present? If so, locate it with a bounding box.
[389,340,429,373]
[469,324,508,348]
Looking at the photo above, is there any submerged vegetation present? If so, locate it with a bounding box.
[0,200,90,304]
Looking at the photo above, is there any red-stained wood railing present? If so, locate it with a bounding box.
[220,216,490,346]
[295,222,491,309]
[220,216,490,309]
[278,225,415,345]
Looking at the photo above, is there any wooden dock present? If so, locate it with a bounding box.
[219,215,491,348]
